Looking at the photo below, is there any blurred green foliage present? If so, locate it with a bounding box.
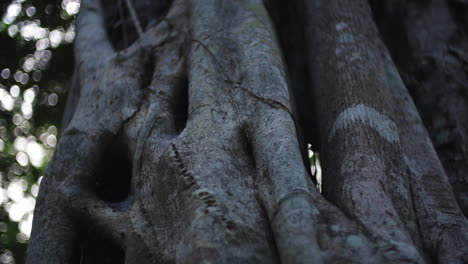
[0,0,77,262]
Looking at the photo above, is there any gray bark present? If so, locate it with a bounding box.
[26,0,468,263]
[369,0,468,218]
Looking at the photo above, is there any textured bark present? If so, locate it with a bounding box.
[369,0,468,218]
[27,0,468,263]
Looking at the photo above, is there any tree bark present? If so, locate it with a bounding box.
[26,0,468,263]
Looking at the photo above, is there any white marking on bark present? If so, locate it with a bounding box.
[338,32,355,43]
[335,22,348,31]
[329,104,399,143]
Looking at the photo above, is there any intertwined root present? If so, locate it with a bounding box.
[27,0,468,263]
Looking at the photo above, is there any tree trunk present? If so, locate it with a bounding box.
[26,0,468,263]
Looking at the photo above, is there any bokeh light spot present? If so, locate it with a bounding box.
[26,141,45,168]
[1,69,11,79]
[36,38,49,51]
[16,152,29,167]
[0,223,7,233]
[7,24,18,37]
[49,29,64,48]
[64,0,80,16]
[47,93,58,106]
[0,249,14,264]
[10,85,20,98]
[23,88,35,103]
[1,92,15,111]
[26,6,36,17]
[3,3,21,24]
[32,71,42,81]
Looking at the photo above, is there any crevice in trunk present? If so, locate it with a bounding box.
[368,0,413,67]
[101,0,174,50]
[76,230,125,264]
[244,135,256,169]
[95,140,133,208]
[308,144,322,192]
[448,1,468,30]
[173,76,189,134]
[267,0,319,151]
[141,54,156,92]
[102,0,139,51]
[267,0,319,179]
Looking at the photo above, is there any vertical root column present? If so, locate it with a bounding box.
[302,0,424,261]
